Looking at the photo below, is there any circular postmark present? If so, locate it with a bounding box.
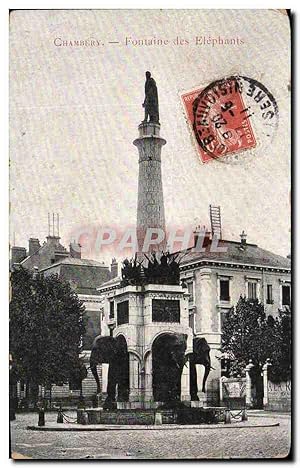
[192,75,279,164]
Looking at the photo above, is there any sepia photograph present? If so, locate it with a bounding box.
[8,8,291,460]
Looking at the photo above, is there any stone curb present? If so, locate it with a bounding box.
[27,422,280,431]
[247,412,291,419]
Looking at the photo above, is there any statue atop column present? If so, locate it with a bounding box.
[142,71,159,124]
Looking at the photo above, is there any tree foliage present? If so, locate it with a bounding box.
[9,267,87,392]
[221,296,291,383]
[267,307,291,383]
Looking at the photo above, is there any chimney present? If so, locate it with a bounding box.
[193,226,211,249]
[28,238,41,256]
[110,258,118,278]
[70,242,81,259]
[240,230,247,246]
[46,235,60,247]
[11,246,27,264]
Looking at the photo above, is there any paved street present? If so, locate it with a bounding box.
[10,411,291,460]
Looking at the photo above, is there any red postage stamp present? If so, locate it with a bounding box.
[181,77,257,163]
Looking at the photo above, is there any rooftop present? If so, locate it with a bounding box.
[40,257,111,295]
[40,257,108,272]
[97,275,122,291]
[180,239,291,270]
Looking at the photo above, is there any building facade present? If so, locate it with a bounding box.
[11,234,114,347]
[10,233,116,403]
[179,233,291,404]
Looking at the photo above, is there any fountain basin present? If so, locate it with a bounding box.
[77,406,227,425]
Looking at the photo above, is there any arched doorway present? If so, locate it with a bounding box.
[152,333,187,402]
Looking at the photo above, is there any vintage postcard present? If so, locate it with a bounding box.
[9,9,291,459]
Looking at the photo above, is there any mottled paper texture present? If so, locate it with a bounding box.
[10,9,290,259]
[9,9,291,460]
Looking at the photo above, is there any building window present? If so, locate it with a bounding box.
[117,301,129,326]
[266,285,273,304]
[282,285,291,307]
[187,281,194,303]
[220,279,230,301]
[109,301,114,319]
[248,281,257,300]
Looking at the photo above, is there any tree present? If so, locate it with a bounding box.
[9,267,87,404]
[221,296,269,377]
[221,296,291,384]
[268,307,291,383]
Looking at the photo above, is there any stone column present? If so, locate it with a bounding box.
[194,268,222,406]
[133,122,166,253]
[195,269,214,336]
[219,376,226,405]
[181,360,190,401]
[144,352,153,402]
[129,354,141,402]
[245,359,254,408]
[262,358,271,409]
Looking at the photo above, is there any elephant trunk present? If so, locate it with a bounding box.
[202,361,211,393]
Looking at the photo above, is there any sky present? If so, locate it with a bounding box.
[10,9,291,264]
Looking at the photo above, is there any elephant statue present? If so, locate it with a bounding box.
[189,337,211,398]
[90,335,129,409]
[152,333,187,403]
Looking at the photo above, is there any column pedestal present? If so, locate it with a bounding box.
[245,360,255,408]
[197,391,208,407]
[262,358,271,408]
